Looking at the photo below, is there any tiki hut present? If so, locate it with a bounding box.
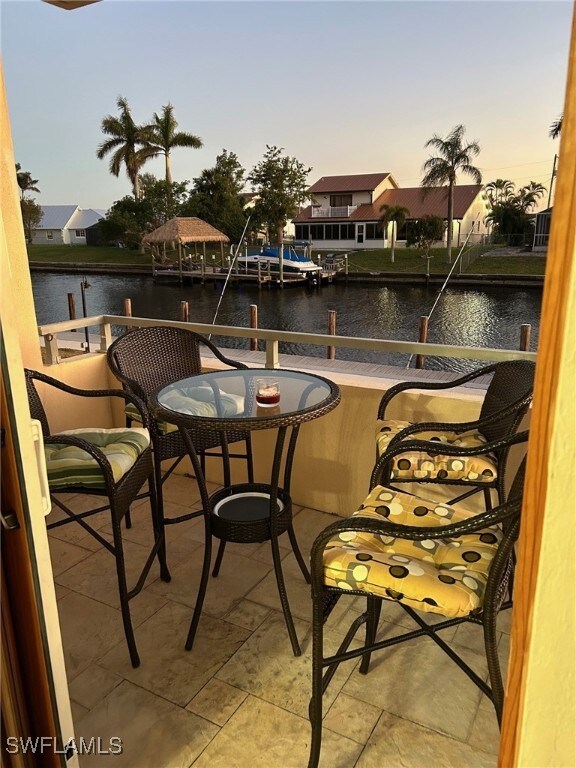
[142,217,230,283]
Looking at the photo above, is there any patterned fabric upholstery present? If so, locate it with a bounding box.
[376,419,497,483]
[323,486,502,618]
[45,428,150,490]
[126,385,245,434]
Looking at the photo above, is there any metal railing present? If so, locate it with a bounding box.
[38,314,537,367]
[311,205,359,218]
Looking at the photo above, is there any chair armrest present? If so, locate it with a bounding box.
[376,362,501,420]
[384,392,533,449]
[310,497,522,566]
[44,434,116,490]
[25,369,150,428]
[199,337,248,370]
[372,430,529,488]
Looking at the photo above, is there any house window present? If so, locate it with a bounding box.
[330,194,353,207]
[295,224,309,241]
[310,224,325,240]
[340,223,355,240]
[46,231,53,240]
[366,223,382,240]
[325,224,341,240]
[75,229,86,238]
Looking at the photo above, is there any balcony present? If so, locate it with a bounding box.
[34,315,533,767]
[311,205,359,218]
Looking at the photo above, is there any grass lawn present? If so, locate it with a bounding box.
[319,247,545,276]
[28,244,227,265]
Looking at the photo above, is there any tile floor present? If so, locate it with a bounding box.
[48,474,509,768]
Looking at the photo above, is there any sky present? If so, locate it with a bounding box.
[1,0,572,209]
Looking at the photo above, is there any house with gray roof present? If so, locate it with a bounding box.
[32,205,106,245]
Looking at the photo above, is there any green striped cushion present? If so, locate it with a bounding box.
[125,402,178,435]
[45,428,150,490]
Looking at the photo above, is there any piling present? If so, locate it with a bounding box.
[250,304,258,351]
[415,315,429,369]
[123,298,132,317]
[180,301,189,323]
[327,310,337,359]
[520,324,531,351]
[67,292,76,329]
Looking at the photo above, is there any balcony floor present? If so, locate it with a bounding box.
[48,473,508,767]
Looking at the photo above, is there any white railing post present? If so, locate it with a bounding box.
[99,321,112,353]
[265,339,279,369]
[44,333,60,365]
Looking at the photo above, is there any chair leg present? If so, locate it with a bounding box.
[483,487,493,511]
[359,596,382,675]
[125,508,132,529]
[308,589,325,768]
[246,435,254,483]
[288,524,311,584]
[211,539,226,577]
[185,513,212,651]
[484,608,504,726]
[148,470,171,583]
[110,513,140,668]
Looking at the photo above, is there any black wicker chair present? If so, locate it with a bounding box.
[376,360,534,508]
[307,429,529,768]
[106,326,254,534]
[25,369,170,668]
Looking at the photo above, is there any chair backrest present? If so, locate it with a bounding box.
[24,370,51,437]
[107,326,211,402]
[479,360,535,442]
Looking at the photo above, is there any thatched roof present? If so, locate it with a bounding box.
[142,217,229,244]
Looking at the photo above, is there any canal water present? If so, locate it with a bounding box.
[31,273,542,372]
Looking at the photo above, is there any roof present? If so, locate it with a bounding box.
[37,205,78,229]
[67,208,106,230]
[294,185,485,222]
[308,173,391,194]
[142,217,229,244]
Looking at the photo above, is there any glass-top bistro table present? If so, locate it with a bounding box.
[151,368,341,656]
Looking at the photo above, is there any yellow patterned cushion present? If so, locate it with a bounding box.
[375,419,497,483]
[323,486,502,618]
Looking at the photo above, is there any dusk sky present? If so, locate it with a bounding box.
[2,0,572,209]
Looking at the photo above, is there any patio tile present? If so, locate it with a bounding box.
[186,678,248,726]
[291,506,343,555]
[48,537,93,577]
[161,473,220,508]
[55,540,167,625]
[68,664,123,711]
[98,600,250,707]
[76,680,218,768]
[224,599,271,631]
[468,699,500,756]
[55,584,71,601]
[245,555,315,623]
[48,494,112,533]
[216,612,358,719]
[453,621,495,655]
[147,547,271,618]
[56,592,127,681]
[342,637,487,742]
[71,701,89,724]
[190,695,362,768]
[356,710,497,767]
[323,692,381,744]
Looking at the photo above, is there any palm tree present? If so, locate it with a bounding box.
[421,125,482,262]
[15,163,40,200]
[143,104,202,185]
[485,178,514,206]
[97,96,151,199]
[378,204,410,263]
[516,181,546,213]
[550,114,563,139]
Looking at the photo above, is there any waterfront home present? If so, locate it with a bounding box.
[31,204,105,245]
[294,173,489,249]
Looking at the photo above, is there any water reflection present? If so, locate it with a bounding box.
[31,273,542,373]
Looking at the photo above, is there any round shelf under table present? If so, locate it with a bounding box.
[209,483,292,543]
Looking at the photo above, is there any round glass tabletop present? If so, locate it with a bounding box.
[152,368,340,430]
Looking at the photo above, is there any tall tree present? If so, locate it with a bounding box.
[144,104,202,185]
[421,125,482,262]
[485,178,514,206]
[15,163,40,200]
[485,180,546,245]
[549,114,563,139]
[378,204,410,263]
[248,145,311,243]
[20,197,43,244]
[97,96,151,199]
[183,150,247,241]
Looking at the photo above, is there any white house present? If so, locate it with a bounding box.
[31,205,106,245]
[294,173,490,249]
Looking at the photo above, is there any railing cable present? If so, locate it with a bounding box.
[208,215,251,341]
